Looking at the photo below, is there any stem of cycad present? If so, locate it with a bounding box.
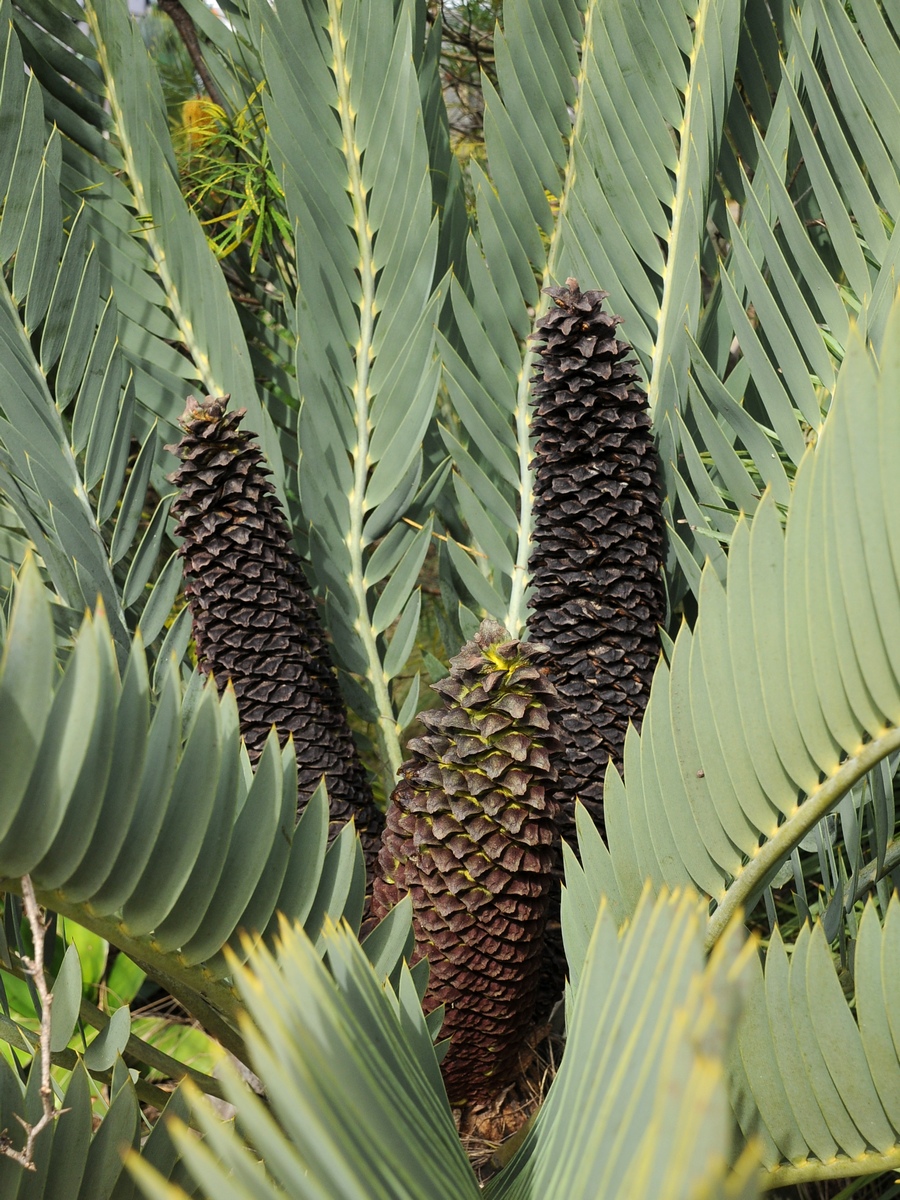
[507,5,592,638]
[87,4,210,394]
[329,0,403,791]
[505,352,534,638]
[705,725,900,951]
[647,0,711,423]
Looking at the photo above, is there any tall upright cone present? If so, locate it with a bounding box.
[373,620,560,1103]
[527,280,666,844]
[168,394,382,865]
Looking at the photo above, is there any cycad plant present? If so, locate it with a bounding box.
[2,0,900,1195]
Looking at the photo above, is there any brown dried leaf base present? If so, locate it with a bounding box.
[455,1023,563,1186]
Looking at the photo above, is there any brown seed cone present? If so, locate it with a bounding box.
[526,280,666,845]
[168,394,382,869]
[371,620,561,1104]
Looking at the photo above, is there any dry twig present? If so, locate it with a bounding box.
[0,877,64,1171]
[158,0,225,109]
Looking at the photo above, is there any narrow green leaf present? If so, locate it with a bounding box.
[121,682,221,935]
[371,520,432,634]
[75,1068,137,1200]
[84,1006,131,1073]
[16,150,63,334]
[0,612,100,877]
[33,610,119,892]
[445,537,506,620]
[40,203,89,372]
[559,847,597,996]
[137,551,183,645]
[42,1062,92,1200]
[87,661,180,915]
[727,519,798,810]
[718,270,807,466]
[180,731,283,967]
[0,15,27,197]
[397,672,421,730]
[725,209,822,428]
[305,822,364,947]
[383,589,421,681]
[122,495,172,609]
[97,372,135,525]
[364,522,417,588]
[362,453,422,545]
[0,75,44,263]
[152,687,242,953]
[109,425,157,565]
[60,635,149,902]
[438,424,519,533]
[53,245,102,410]
[732,953,806,1167]
[789,925,864,1157]
[0,557,54,837]
[71,295,118,453]
[452,475,515,578]
[361,896,414,984]
[780,64,871,306]
[215,738,298,973]
[366,358,441,510]
[152,605,192,691]
[49,942,82,1053]
[264,777,329,939]
[84,354,126,491]
[687,627,759,857]
[135,1085,191,1182]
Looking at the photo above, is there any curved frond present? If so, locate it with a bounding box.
[562,850,900,1187]
[566,296,900,949]
[0,559,377,1050]
[0,8,190,664]
[487,889,757,1200]
[681,0,900,582]
[8,0,288,502]
[254,0,443,787]
[11,0,204,462]
[440,0,741,629]
[133,917,480,1200]
[435,0,586,636]
[558,0,741,400]
[730,902,900,1187]
[542,0,740,595]
[131,890,758,1200]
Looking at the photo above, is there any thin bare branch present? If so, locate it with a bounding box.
[0,878,64,1172]
[158,0,225,109]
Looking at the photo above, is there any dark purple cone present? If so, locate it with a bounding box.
[527,280,666,845]
[168,394,382,870]
[372,620,561,1103]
